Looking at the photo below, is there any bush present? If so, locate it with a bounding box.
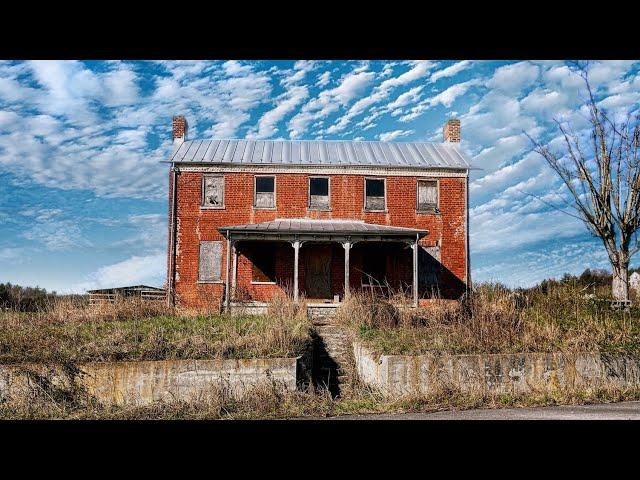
[0,282,57,312]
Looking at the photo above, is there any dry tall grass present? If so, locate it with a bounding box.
[0,296,312,364]
[336,283,640,355]
[3,364,640,419]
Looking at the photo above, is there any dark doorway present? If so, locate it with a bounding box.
[305,244,332,299]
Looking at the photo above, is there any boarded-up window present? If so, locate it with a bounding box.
[365,178,385,211]
[417,180,438,211]
[255,176,275,208]
[251,244,276,283]
[198,241,222,282]
[309,177,330,209]
[202,175,224,208]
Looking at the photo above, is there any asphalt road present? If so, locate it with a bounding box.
[327,401,640,420]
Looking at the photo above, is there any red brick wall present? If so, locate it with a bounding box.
[171,170,467,308]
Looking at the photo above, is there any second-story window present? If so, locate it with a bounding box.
[254,176,275,208]
[417,179,439,212]
[364,178,386,211]
[202,175,224,208]
[309,177,330,210]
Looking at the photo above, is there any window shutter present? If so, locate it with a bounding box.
[199,241,222,281]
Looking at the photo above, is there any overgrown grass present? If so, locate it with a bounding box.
[3,376,640,420]
[0,297,312,364]
[3,284,640,419]
[337,283,640,356]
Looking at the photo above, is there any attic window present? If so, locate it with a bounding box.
[202,175,224,208]
[309,177,330,210]
[364,178,386,211]
[417,180,439,212]
[254,176,275,209]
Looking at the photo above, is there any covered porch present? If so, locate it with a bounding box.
[218,219,428,311]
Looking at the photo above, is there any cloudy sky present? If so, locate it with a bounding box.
[1,60,639,293]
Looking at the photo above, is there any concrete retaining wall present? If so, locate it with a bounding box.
[0,357,299,406]
[229,301,269,316]
[353,342,640,397]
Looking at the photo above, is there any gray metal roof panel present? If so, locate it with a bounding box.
[218,218,427,236]
[171,139,471,169]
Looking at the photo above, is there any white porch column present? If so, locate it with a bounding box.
[343,241,352,300]
[225,236,233,313]
[231,243,238,297]
[412,236,419,307]
[292,240,301,302]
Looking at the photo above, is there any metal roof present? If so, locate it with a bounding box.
[218,218,427,238]
[87,285,165,293]
[170,139,471,170]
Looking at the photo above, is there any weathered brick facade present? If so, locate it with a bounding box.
[168,168,468,309]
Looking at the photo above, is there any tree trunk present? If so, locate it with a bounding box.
[612,260,629,301]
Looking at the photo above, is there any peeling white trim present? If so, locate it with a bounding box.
[177,164,468,178]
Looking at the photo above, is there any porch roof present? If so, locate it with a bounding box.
[218,218,427,242]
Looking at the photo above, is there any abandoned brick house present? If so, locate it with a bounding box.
[166,115,471,310]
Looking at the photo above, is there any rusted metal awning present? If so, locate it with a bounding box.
[218,218,427,242]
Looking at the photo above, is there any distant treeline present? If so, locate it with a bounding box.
[533,267,640,294]
[0,283,86,312]
[2,267,638,311]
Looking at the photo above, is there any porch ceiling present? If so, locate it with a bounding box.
[218,218,427,242]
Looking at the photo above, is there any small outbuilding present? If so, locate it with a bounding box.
[87,285,166,305]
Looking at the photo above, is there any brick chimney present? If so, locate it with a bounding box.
[172,115,188,145]
[443,118,460,143]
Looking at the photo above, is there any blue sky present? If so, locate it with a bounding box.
[1,60,639,293]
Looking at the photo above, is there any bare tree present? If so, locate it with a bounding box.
[527,62,640,301]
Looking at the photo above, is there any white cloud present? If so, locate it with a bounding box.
[288,67,375,138]
[487,61,540,94]
[325,61,435,135]
[385,86,424,112]
[473,239,609,287]
[377,129,414,141]
[429,60,472,83]
[249,86,308,139]
[247,63,315,139]
[0,247,24,262]
[222,60,254,76]
[316,71,331,87]
[72,253,166,293]
[282,60,317,87]
[400,79,480,122]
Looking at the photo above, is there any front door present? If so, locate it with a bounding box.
[305,245,332,299]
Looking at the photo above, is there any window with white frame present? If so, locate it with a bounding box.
[254,176,275,208]
[364,178,386,211]
[417,179,438,212]
[202,175,224,208]
[309,177,330,210]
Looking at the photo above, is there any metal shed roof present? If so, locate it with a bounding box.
[170,139,471,170]
[218,218,427,239]
[87,285,165,294]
